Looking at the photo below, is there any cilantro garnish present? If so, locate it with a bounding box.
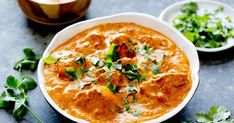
[137,42,154,60]
[122,64,146,82]
[76,56,85,64]
[150,62,160,75]
[105,82,118,94]
[14,48,41,72]
[173,2,234,48]
[65,67,90,89]
[123,97,130,112]
[105,43,119,68]
[183,106,234,123]
[43,56,58,64]
[0,75,42,123]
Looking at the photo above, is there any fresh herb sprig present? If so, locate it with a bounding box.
[183,106,234,123]
[0,76,42,123]
[1,48,42,122]
[14,48,41,72]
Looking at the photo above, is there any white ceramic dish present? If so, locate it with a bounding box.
[159,0,234,52]
[38,12,200,123]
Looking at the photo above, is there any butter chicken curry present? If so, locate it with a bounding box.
[43,22,191,122]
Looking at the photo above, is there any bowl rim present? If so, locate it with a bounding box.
[37,12,200,123]
[159,0,234,53]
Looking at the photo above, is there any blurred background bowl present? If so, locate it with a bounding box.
[18,0,91,25]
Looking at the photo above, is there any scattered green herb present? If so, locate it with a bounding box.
[76,56,85,64]
[14,48,41,72]
[173,2,234,48]
[105,43,119,68]
[137,42,154,60]
[43,56,58,64]
[105,82,118,93]
[150,62,160,75]
[123,97,130,112]
[65,67,76,81]
[122,64,146,82]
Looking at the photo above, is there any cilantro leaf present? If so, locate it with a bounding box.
[0,75,41,122]
[14,48,41,72]
[150,62,160,75]
[5,75,20,89]
[76,56,85,64]
[123,97,130,111]
[43,56,58,64]
[105,43,119,66]
[173,2,234,48]
[183,106,234,123]
[19,76,37,92]
[65,67,77,81]
[106,82,118,93]
[0,98,8,108]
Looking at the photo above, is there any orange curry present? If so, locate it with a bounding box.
[43,22,191,122]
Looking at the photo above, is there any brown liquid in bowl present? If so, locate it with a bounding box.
[18,0,91,25]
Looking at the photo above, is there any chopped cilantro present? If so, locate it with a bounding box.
[76,56,85,64]
[43,56,58,64]
[105,82,118,93]
[173,2,234,48]
[123,97,131,111]
[150,62,160,75]
[105,43,119,68]
[122,64,146,82]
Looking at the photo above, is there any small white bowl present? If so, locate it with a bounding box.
[159,0,234,52]
[38,12,200,123]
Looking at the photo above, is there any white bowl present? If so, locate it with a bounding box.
[159,0,234,52]
[38,12,200,123]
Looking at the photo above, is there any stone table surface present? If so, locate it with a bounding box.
[0,0,234,123]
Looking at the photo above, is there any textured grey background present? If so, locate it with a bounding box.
[0,0,234,123]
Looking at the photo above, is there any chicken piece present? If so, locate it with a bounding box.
[96,70,128,87]
[137,73,191,109]
[74,87,123,121]
[75,34,106,54]
[115,43,136,58]
[111,35,136,58]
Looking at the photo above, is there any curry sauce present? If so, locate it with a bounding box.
[43,22,191,122]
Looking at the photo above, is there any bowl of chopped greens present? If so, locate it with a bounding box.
[159,0,234,52]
